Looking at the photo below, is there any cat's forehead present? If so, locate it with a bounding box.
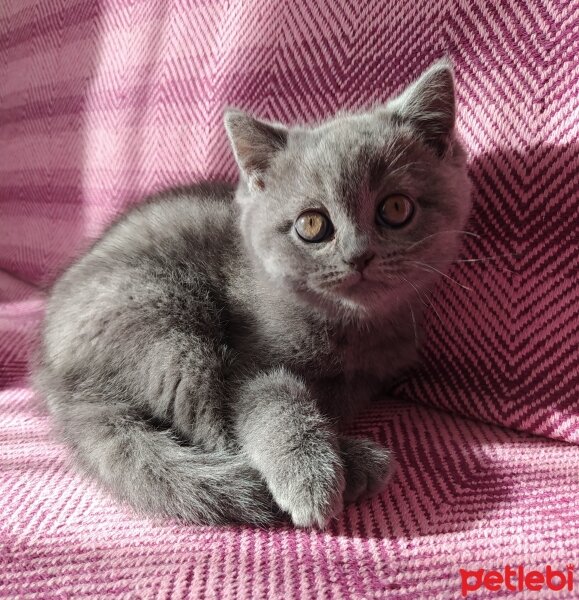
[292,114,418,172]
[283,113,423,201]
[300,113,386,150]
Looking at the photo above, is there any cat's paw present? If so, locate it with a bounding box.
[339,436,395,503]
[267,441,346,528]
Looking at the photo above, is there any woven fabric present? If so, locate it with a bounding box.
[1,1,579,597]
[2,387,579,599]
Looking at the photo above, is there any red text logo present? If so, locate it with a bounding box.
[460,565,574,596]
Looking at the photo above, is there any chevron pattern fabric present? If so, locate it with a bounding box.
[2,390,579,599]
[0,1,578,597]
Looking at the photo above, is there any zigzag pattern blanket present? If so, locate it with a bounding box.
[1,1,578,597]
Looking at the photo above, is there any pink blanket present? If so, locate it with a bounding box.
[1,0,578,597]
[2,385,579,598]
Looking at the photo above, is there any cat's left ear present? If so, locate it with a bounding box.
[224,110,288,187]
[385,58,456,156]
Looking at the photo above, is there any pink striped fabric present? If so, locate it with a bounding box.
[1,1,578,597]
[2,392,579,599]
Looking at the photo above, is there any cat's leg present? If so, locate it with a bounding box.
[338,436,395,503]
[136,336,231,451]
[234,367,345,528]
[310,376,395,503]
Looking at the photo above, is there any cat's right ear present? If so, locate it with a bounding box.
[384,59,456,157]
[224,110,288,188]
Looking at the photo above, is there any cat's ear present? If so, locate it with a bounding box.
[386,58,456,156]
[224,110,288,187]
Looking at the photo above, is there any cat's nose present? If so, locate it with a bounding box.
[345,251,375,272]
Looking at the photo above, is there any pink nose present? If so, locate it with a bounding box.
[345,251,375,272]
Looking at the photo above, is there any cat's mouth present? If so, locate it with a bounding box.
[331,269,388,293]
[310,268,397,301]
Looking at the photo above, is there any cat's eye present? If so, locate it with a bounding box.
[377,195,415,228]
[294,211,332,243]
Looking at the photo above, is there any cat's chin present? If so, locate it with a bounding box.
[289,273,402,319]
[325,279,401,316]
[337,273,394,297]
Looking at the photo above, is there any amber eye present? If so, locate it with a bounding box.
[294,211,332,243]
[377,195,415,227]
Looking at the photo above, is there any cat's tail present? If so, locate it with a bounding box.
[46,397,277,526]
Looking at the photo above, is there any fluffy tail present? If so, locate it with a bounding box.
[46,397,276,526]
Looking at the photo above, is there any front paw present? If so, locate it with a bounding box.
[268,441,346,528]
[339,436,395,503]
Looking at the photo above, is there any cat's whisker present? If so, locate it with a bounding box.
[424,292,445,326]
[375,262,402,275]
[398,275,444,326]
[406,301,418,349]
[316,271,340,281]
[315,274,351,290]
[399,275,429,308]
[384,143,413,171]
[413,253,519,276]
[409,260,473,291]
[404,230,481,252]
[385,161,424,178]
[434,261,518,275]
[425,252,518,265]
[311,270,347,288]
[454,254,515,263]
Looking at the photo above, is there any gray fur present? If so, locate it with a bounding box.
[34,60,471,527]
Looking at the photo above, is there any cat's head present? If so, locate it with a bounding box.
[225,59,471,319]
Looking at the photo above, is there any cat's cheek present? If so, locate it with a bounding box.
[261,254,300,285]
[262,255,280,277]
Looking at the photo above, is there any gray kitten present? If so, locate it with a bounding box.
[34,60,471,527]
